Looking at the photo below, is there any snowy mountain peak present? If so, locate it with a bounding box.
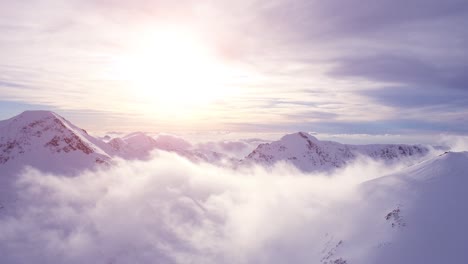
[15,110,57,119]
[245,132,432,172]
[122,132,156,148]
[280,131,319,145]
[107,132,158,159]
[3,110,90,137]
[0,111,111,173]
[3,110,68,134]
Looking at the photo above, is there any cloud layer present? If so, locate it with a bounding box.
[0,151,407,264]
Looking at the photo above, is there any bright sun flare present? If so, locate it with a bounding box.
[108,27,237,111]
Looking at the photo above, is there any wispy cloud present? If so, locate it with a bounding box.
[0,0,467,134]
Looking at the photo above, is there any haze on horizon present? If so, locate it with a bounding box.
[1,0,468,137]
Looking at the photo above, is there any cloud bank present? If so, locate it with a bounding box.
[0,151,408,264]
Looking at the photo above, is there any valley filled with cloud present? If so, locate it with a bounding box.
[0,151,418,264]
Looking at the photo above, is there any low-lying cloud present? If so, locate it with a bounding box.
[438,134,468,152]
[0,151,414,264]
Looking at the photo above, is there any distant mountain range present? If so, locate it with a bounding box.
[244,131,431,172]
[0,111,232,175]
[0,111,435,175]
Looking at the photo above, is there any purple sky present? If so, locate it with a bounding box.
[0,0,467,136]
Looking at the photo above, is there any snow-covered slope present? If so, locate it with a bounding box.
[244,132,431,172]
[0,111,112,175]
[108,132,159,159]
[322,151,468,263]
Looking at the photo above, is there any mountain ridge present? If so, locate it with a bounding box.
[0,112,438,175]
[0,111,238,173]
[244,131,432,172]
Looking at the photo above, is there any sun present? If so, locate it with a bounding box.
[107,26,236,111]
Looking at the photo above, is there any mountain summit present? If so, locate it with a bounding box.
[245,132,431,172]
[0,110,112,174]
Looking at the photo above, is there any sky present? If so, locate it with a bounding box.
[1,0,468,137]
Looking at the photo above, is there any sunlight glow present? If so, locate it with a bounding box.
[107,27,239,112]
